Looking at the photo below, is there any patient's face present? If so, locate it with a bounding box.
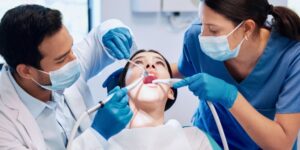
[125,52,174,105]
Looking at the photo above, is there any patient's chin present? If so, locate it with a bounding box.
[137,92,162,102]
[129,85,165,102]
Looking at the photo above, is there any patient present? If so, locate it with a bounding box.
[102,50,220,150]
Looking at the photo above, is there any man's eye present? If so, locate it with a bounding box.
[57,58,65,64]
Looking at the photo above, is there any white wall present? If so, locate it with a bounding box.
[87,0,198,126]
[0,0,89,64]
[269,0,287,6]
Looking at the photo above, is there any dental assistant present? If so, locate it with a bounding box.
[0,5,134,150]
[172,0,300,149]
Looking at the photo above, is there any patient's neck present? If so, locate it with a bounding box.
[128,101,165,128]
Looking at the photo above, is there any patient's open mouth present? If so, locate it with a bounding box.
[143,76,158,84]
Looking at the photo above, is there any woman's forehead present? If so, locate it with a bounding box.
[131,52,164,61]
[200,4,234,27]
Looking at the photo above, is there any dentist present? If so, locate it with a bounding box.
[0,4,133,150]
[172,0,300,149]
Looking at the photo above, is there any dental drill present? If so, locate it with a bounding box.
[152,78,229,150]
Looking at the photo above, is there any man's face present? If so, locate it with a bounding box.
[30,26,75,85]
[125,52,174,107]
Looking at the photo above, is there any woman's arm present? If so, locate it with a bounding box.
[171,63,183,78]
[230,93,300,149]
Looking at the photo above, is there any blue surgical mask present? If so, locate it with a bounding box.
[199,22,245,61]
[31,59,81,91]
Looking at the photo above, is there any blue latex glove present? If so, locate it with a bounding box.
[102,68,124,93]
[92,86,133,140]
[102,27,132,60]
[173,73,238,109]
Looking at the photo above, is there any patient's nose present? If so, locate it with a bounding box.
[146,64,155,69]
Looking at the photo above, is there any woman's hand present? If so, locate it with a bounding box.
[173,73,238,109]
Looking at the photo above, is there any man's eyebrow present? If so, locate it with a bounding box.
[54,49,71,61]
[54,42,73,61]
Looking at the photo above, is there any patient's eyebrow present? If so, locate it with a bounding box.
[154,56,165,62]
[132,56,145,61]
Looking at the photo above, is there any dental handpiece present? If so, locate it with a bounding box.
[67,59,146,150]
[152,78,182,87]
[101,75,144,105]
[90,59,146,111]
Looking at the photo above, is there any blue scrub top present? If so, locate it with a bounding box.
[178,19,300,150]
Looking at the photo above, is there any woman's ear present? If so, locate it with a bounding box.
[167,88,175,100]
[244,19,256,39]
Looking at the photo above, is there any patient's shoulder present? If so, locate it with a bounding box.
[183,126,213,150]
[183,126,206,138]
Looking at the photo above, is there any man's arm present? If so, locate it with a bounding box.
[0,114,34,150]
[71,128,107,150]
[73,19,134,81]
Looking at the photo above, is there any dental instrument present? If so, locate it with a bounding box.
[152,78,229,150]
[152,78,182,86]
[67,59,147,150]
[104,47,148,77]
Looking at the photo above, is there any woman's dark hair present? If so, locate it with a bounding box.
[0,4,63,70]
[119,49,178,111]
[203,0,300,40]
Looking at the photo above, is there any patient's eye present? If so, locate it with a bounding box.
[155,60,166,67]
[134,60,143,64]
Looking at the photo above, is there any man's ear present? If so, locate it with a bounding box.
[167,88,175,100]
[15,64,33,79]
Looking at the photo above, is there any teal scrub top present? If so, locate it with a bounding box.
[178,20,300,149]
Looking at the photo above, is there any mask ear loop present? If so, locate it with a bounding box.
[225,21,245,37]
[27,66,52,90]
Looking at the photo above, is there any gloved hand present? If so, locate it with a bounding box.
[102,27,132,60]
[102,68,124,93]
[173,73,238,109]
[92,86,133,140]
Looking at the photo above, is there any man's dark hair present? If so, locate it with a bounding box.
[0,4,63,70]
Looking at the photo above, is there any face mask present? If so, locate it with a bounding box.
[199,22,245,61]
[31,59,81,91]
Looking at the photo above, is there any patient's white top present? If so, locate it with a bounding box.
[104,119,213,150]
